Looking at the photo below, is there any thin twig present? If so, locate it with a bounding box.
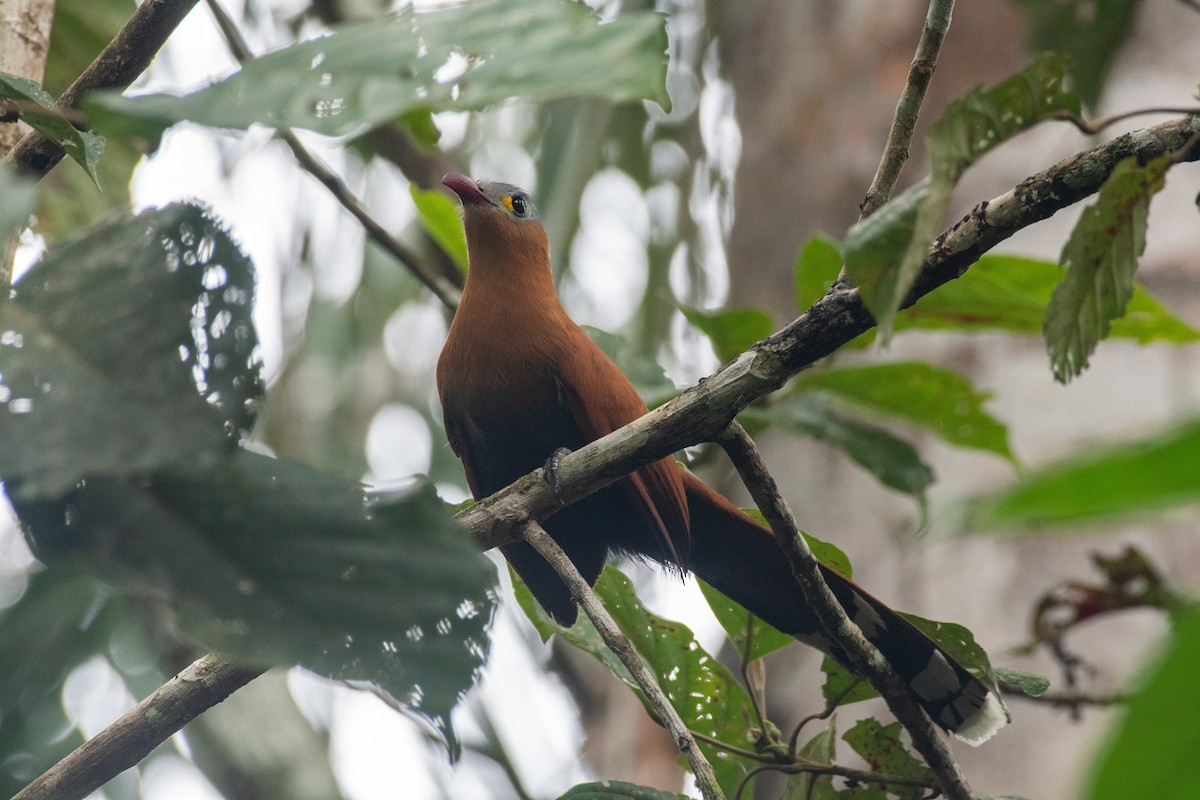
[202,0,462,309]
[12,655,264,800]
[1054,107,1200,136]
[519,520,725,800]
[859,0,955,219]
[4,0,202,179]
[788,678,863,753]
[715,422,976,800]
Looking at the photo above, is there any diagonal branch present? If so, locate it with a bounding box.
[715,422,975,800]
[11,655,263,800]
[456,114,1200,552]
[519,520,725,800]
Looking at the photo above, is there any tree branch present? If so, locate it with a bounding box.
[12,655,263,800]
[201,0,463,310]
[519,520,725,800]
[714,422,976,800]
[4,0,202,179]
[859,0,954,218]
[456,114,1200,553]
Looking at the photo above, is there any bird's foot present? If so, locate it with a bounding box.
[543,447,572,506]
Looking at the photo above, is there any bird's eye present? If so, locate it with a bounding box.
[509,195,528,217]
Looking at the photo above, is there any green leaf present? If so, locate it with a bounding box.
[697,578,795,662]
[1044,154,1171,382]
[841,178,926,333]
[901,254,1198,344]
[410,184,468,272]
[583,326,679,408]
[0,163,36,240]
[795,234,842,311]
[1011,0,1143,109]
[10,459,496,757]
[1087,607,1200,800]
[783,724,839,800]
[898,614,1002,689]
[680,305,774,364]
[842,719,935,800]
[0,71,104,185]
[799,361,1013,461]
[821,657,878,707]
[846,55,1080,338]
[514,566,758,795]
[994,667,1050,699]
[0,204,262,499]
[958,418,1200,530]
[745,395,934,503]
[557,781,687,800]
[86,0,669,143]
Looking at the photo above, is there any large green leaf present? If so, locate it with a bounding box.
[900,253,1199,345]
[12,459,496,757]
[1011,0,1144,109]
[681,305,775,364]
[1087,607,1200,800]
[0,71,104,184]
[844,55,1080,337]
[0,204,262,499]
[958,418,1200,531]
[842,719,935,800]
[86,0,669,143]
[1045,154,1171,382]
[745,396,934,504]
[513,566,758,795]
[799,362,1013,461]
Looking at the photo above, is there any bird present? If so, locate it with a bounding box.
[435,172,1008,746]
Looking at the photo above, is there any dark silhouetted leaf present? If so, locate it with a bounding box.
[0,204,262,499]
[12,457,496,757]
[800,362,1013,461]
[1045,154,1171,382]
[86,0,669,144]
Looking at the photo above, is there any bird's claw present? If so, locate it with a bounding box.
[543,447,572,505]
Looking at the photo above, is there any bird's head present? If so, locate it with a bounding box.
[442,173,548,275]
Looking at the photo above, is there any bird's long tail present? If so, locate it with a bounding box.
[681,471,1008,745]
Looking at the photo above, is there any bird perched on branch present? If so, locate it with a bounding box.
[436,172,1007,745]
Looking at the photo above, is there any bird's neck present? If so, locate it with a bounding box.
[457,226,569,334]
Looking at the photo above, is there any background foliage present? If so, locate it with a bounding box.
[1,0,1198,798]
